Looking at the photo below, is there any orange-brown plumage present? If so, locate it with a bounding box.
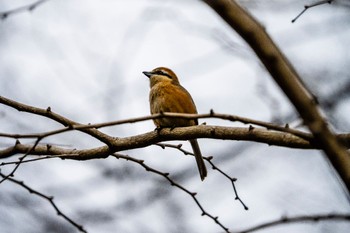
[143,67,207,181]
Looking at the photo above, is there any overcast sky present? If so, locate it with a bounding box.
[1,1,350,233]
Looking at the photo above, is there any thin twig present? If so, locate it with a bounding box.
[0,139,41,184]
[0,127,71,139]
[234,214,350,233]
[206,156,248,210]
[112,152,230,232]
[74,110,313,140]
[0,171,87,233]
[0,95,312,141]
[0,0,50,20]
[156,142,248,210]
[292,0,334,23]
[0,154,71,166]
[0,96,115,146]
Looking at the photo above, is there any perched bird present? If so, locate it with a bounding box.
[143,67,207,181]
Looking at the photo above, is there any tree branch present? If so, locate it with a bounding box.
[292,0,334,23]
[0,95,115,146]
[112,152,230,232]
[156,142,248,210]
[0,93,312,141]
[1,126,350,160]
[203,0,350,192]
[0,171,87,233]
[235,213,350,233]
[0,0,50,20]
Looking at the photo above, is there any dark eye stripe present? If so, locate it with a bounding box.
[155,70,172,79]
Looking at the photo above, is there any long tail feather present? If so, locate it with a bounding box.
[189,139,207,181]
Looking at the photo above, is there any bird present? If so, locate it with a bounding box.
[143,67,207,181]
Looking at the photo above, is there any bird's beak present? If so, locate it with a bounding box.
[142,71,153,78]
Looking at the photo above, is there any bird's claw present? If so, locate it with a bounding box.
[154,126,163,134]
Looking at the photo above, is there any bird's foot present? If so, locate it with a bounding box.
[154,126,163,134]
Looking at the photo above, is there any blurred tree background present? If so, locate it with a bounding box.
[0,0,349,232]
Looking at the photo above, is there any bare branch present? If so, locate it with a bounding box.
[80,110,313,140]
[2,126,350,160]
[206,156,248,210]
[292,0,334,23]
[235,213,350,233]
[156,142,248,210]
[2,126,344,160]
[112,152,230,232]
[68,110,309,138]
[0,95,115,146]
[0,94,312,141]
[0,139,41,184]
[0,0,50,20]
[0,171,87,233]
[1,144,239,232]
[203,0,350,192]
[0,155,57,166]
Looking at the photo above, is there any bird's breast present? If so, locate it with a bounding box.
[149,83,197,127]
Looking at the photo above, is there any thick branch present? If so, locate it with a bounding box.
[203,0,350,191]
[1,126,350,159]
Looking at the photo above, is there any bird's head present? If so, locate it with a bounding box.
[143,67,180,88]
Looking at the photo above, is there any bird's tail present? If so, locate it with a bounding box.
[189,139,207,181]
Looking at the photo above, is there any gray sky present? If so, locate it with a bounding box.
[1,0,350,233]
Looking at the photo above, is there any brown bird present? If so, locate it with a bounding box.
[143,67,207,181]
